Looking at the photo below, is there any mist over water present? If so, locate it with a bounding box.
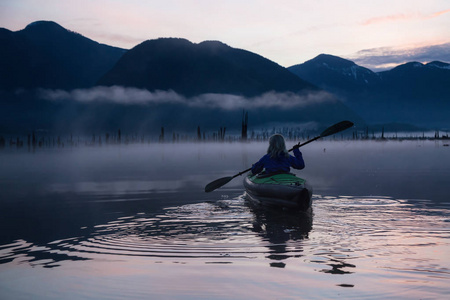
[2,140,447,201]
[38,87,335,110]
[0,140,449,299]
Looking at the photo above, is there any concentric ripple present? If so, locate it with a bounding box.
[0,197,312,268]
[1,194,449,291]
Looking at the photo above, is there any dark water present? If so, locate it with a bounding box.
[0,141,449,299]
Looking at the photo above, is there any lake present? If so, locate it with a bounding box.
[1,140,449,299]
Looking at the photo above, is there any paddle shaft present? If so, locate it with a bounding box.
[205,120,354,192]
[232,135,320,179]
[288,135,321,151]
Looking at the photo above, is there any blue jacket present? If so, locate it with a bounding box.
[251,147,305,175]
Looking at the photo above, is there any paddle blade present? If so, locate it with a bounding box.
[320,120,354,138]
[205,176,233,193]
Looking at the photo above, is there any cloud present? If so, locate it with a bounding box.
[38,86,186,105]
[361,13,418,26]
[432,8,450,18]
[38,86,336,110]
[348,42,450,71]
[361,9,450,26]
[191,91,336,110]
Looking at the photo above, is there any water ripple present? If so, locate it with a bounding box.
[1,194,449,296]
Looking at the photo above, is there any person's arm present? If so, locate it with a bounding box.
[290,147,305,170]
[251,156,265,174]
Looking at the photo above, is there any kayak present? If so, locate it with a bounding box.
[244,173,313,210]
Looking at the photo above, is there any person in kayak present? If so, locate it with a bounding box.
[251,134,305,175]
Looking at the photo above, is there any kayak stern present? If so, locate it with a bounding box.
[244,173,313,210]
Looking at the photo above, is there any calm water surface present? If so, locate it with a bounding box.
[0,141,449,299]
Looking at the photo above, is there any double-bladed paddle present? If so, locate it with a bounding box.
[204,120,354,193]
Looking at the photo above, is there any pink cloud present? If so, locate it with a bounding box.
[362,13,417,26]
[432,8,450,18]
[362,8,450,26]
[349,42,450,71]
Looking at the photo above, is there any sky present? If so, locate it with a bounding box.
[0,0,449,71]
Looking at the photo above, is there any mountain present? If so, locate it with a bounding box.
[288,55,450,128]
[288,54,381,93]
[94,38,364,132]
[97,38,317,97]
[0,21,126,90]
[378,61,450,102]
[0,22,364,135]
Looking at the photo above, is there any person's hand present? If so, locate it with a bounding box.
[292,143,300,149]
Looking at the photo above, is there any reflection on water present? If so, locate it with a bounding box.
[0,196,312,268]
[1,193,450,299]
[1,141,450,299]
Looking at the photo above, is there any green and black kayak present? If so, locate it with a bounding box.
[244,173,313,210]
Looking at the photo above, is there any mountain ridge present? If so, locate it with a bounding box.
[0,21,363,134]
[1,20,449,133]
[288,54,450,128]
[0,20,126,90]
[97,37,317,97]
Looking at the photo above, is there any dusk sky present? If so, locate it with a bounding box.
[1,0,449,71]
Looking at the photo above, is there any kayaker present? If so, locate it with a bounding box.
[251,134,305,175]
